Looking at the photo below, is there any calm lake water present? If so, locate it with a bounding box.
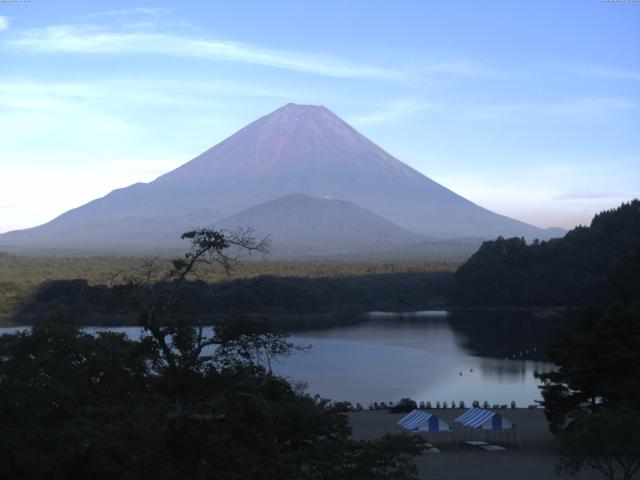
[0,310,575,406]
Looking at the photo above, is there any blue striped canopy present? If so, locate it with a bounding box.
[454,408,513,430]
[397,410,451,432]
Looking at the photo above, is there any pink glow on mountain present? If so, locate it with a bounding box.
[159,103,423,183]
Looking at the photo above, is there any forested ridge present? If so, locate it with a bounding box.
[448,200,640,307]
[0,261,453,328]
[0,272,451,328]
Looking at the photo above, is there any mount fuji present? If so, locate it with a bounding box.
[0,103,563,255]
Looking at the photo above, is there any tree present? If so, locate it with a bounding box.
[556,408,640,480]
[212,315,308,374]
[536,251,640,480]
[0,323,158,480]
[536,252,640,433]
[0,313,426,480]
[304,434,426,480]
[119,227,270,372]
[449,199,640,307]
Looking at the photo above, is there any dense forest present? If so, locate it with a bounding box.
[448,200,640,307]
[0,265,452,329]
[536,249,640,479]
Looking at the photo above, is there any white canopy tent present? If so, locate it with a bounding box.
[454,408,521,448]
[454,408,513,430]
[397,409,453,447]
[397,409,452,433]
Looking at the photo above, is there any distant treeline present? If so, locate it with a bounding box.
[449,200,640,307]
[2,272,453,329]
[0,254,459,286]
[0,256,458,327]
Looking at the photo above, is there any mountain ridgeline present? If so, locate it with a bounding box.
[448,200,640,307]
[0,103,562,257]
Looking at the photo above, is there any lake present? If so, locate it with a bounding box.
[0,310,575,406]
[284,310,573,407]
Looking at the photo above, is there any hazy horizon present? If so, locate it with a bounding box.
[1,1,639,234]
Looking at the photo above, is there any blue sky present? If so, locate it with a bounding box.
[0,0,639,233]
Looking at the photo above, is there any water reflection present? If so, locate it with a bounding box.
[283,310,576,405]
[447,309,579,361]
[0,310,575,405]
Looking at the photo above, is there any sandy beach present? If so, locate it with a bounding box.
[348,409,603,480]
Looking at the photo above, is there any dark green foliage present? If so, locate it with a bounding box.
[304,434,425,480]
[204,272,451,315]
[556,408,640,480]
[212,316,307,373]
[449,200,640,306]
[5,272,452,328]
[537,304,640,432]
[0,324,160,480]
[389,398,417,413]
[537,250,640,479]
[0,320,425,480]
[536,250,640,432]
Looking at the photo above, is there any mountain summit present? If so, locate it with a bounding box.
[161,103,421,180]
[0,103,561,254]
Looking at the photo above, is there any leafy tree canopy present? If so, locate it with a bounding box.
[537,250,640,480]
[449,200,640,307]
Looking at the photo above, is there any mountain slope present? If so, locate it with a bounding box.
[216,193,420,255]
[0,103,562,253]
[0,209,225,253]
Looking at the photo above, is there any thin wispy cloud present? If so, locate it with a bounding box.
[433,158,639,228]
[463,96,636,120]
[0,78,310,116]
[0,16,9,31]
[553,189,623,201]
[0,81,95,113]
[8,25,405,81]
[351,96,636,126]
[557,64,640,81]
[84,7,197,32]
[349,99,435,126]
[86,7,173,18]
[519,96,635,116]
[419,61,501,78]
[4,19,520,83]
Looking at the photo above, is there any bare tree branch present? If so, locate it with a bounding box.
[120,227,270,371]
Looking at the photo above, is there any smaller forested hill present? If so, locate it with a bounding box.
[448,200,640,307]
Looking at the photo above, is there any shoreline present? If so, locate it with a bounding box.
[1,305,582,329]
[348,409,601,479]
[447,305,583,312]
